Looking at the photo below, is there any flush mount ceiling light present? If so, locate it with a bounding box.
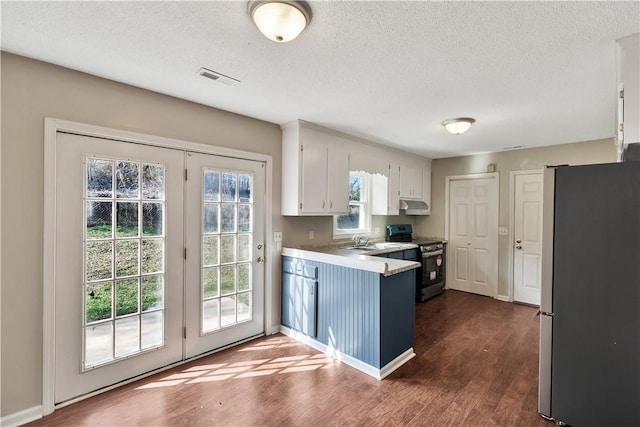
[248,1,312,43]
[442,117,476,135]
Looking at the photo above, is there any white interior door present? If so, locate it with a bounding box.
[513,172,543,305]
[55,132,184,404]
[448,175,499,297]
[184,152,265,358]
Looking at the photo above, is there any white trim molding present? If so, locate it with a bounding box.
[279,325,415,380]
[43,118,275,415]
[1,405,43,427]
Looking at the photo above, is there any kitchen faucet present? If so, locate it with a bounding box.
[352,234,369,247]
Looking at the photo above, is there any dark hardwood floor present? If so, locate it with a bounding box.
[29,290,553,426]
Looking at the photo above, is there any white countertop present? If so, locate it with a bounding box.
[281,243,421,277]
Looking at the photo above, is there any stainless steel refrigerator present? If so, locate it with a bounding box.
[539,162,640,426]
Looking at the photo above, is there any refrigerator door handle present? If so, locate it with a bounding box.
[536,310,555,317]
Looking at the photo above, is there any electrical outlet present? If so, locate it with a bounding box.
[274,232,282,242]
[308,231,314,240]
[499,227,508,236]
[375,227,381,235]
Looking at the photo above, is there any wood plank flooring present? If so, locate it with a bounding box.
[28,290,554,426]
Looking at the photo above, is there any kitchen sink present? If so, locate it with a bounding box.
[342,242,408,250]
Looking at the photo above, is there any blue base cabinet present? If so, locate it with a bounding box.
[282,258,318,337]
[281,256,415,369]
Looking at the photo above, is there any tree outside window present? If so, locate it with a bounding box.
[334,173,370,236]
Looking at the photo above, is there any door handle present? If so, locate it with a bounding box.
[515,245,522,250]
[256,256,265,263]
[257,244,263,250]
[516,239,522,243]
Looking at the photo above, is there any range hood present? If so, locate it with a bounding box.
[399,199,430,215]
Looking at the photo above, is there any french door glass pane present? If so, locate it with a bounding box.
[83,157,166,369]
[86,201,112,239]
[116,202,139,237]
[201,168,254,334]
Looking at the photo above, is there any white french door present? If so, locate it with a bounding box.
[184,152,265,358]
[53,132,266,405]
[55,132,185,404]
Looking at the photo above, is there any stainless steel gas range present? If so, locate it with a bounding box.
[386,224,446,302]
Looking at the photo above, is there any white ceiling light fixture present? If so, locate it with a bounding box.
[442,117,476,135]
[248,1,312,43]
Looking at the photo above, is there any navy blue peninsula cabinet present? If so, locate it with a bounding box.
[281,252,418,379]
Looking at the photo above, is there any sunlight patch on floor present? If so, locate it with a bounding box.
[136,337,336,390]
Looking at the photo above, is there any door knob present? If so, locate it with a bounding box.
[516,239,522,243]
[257,256,265,263]
[515,245,522,250]
[257,244,263,250]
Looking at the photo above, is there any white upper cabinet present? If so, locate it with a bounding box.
[370,173,389,216]
[422,158,432,214]
[281,120,432,216]
[387,161,400,215]
[282,121,350,216]
[326,137,350,213]
[399,160,423,200]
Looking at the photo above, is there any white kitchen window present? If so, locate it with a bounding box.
[333,172,371,237]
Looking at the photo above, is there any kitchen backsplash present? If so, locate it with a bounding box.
[282,212,416,247]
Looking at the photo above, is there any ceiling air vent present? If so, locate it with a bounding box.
[198,68,240,86]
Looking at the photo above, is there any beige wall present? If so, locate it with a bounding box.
[283,213,416,247]
[0,52,284,416]
[414,140,617,297]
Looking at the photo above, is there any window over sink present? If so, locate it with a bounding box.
[333,172,371,237]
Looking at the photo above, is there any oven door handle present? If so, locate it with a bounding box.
[422,249,443,257]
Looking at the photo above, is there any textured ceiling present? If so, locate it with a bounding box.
[2,1,639,158]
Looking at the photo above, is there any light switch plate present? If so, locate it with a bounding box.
[308,231,314,240]
[499,227,508,235]
[274,232,282,242]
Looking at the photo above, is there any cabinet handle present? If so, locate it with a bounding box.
[330,200,333,209]
[322,200,325,209]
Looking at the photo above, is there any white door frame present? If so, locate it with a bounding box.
[444,172,499,292]
[43,118,274,415]
[507,169,543,302]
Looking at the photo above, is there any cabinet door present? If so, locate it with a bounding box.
[399,163,423,199]
[412,167,423,199]
[327,141,350,213]
[403,249,419,261]
[370,173,389,215]
[281,271,295,329]
[388,162,400,215]
[300,130,328,213]
[422,160,432,214]
[301,279,318,338]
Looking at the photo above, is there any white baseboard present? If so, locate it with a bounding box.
[1,405,43,427]
[379,348,416,379]
[495,294,510,302]
[279,325,415,380]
